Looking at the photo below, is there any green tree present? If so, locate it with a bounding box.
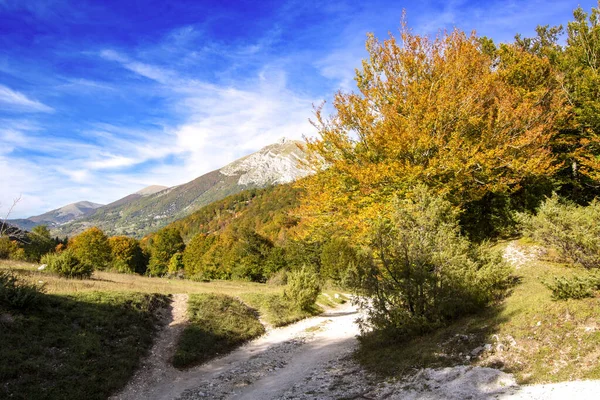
[284,266,321,311]
[69,227,112,270]
[320,237,359,284]
[108,236,147,274]
[24,225,55,262]
[230,228,274,282]
[563,4,600,186]
[146,228,184,276]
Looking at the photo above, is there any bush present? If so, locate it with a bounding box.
[521,195,600,269]
[168,252,184,276]
[109,236,147,274]
[69,227,112,270]
[0,237,24,260]
[41,250,94,279]
[543,272,600,300]
[356,186,512,337]
[284,266,321,311]
[0,270,45,309]
[23,225,55,262]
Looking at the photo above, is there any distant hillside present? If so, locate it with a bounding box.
[7,201,104,231]
[53,139,310,238]
[163,183,301,244]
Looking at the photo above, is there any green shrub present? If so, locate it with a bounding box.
[41,250,93,279]
[521,195,600,269]
[284,266,321,311]
[0,237,24,260]
[168,252,184,275]
[543,272,600,300]
[0,270,45,309]
[23,225,55,262]
[69,227,112,270]
[108,235,147,274]
[356,186,512,337]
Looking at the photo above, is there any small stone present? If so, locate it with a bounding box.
[536,321,542,326]
[38,264,47,270]
[483,343,493,352]
[471,347,483,356]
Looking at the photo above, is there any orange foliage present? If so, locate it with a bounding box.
[298,25,564,239]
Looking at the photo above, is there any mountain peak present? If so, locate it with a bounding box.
[220,140,311,186]
[135,185,168,196]
[50,139,312,238]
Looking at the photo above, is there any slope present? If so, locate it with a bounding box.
[7,201,104,231]
[52,139,309,238]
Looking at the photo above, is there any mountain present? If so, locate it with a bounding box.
[52,139,311,238]
[7,201,104,231]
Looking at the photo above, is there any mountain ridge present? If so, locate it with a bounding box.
[7,201,104,231]
[50,139,310,238]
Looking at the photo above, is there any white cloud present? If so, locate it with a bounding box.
[85,154,138,170]
[99,51,318,184]
[0,84,54,113]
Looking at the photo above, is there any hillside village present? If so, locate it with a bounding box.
[2,1,600,399]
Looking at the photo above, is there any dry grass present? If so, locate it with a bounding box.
[0,259,282,296]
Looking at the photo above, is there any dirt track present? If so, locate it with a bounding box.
[113,281,600,399]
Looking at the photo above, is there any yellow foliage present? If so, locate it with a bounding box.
[298,25,564,239]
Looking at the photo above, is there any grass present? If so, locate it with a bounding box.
[0,259,282,296]
[355,241,600,384]
[240,292,323,327]
[173,293,265,368]
[0,290,168,400]
[0,259,343,391]
[317,290,349,308]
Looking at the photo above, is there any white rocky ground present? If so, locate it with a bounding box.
[114,242,600,399]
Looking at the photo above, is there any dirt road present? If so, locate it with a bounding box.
[114,301,365,400]
[114,289,600,400]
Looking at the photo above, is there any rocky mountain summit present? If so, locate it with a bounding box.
[221,138,309,186]
[50,139,310,238]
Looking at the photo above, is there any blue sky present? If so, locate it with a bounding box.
[1,0,597,218]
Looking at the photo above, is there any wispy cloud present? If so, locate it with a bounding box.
[2,0,597,218]
[0,84,53,113]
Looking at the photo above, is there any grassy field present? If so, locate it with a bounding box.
[0,290,168,400]
[356,241,600,384]
[0,259,282,296]
[1,259,349,397]
[173,293,266,368]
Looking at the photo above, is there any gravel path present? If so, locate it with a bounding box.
[110,293,190,400]
[110,259,600,399]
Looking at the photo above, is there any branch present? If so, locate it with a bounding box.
[0,194,22,238]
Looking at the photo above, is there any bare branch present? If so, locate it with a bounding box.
[0,194,23,238]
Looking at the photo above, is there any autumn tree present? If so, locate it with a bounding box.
[146,227,185,276]
[108,235,147,274]
[299,24,564,240]
[69,227,112,270]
